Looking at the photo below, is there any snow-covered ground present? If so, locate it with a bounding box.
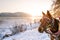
[3,29,50,40]
[0,18,50,40]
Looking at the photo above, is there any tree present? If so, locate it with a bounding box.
[52,0,60,18]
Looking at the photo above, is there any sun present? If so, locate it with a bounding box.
[19,0,53,17]
[30,5,52,17]
[26,0,53,17]
[21,0,53,21]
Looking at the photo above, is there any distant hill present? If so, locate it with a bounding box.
[0,12,32,17]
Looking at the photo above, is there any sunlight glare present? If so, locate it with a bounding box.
[20,0,53,17]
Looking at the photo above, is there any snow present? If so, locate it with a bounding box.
[3,29,50,40]
[0,18,50,40]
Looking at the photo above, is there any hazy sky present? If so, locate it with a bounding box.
[0,0,53,16]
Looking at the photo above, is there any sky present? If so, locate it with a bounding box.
[0,0,53,16]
